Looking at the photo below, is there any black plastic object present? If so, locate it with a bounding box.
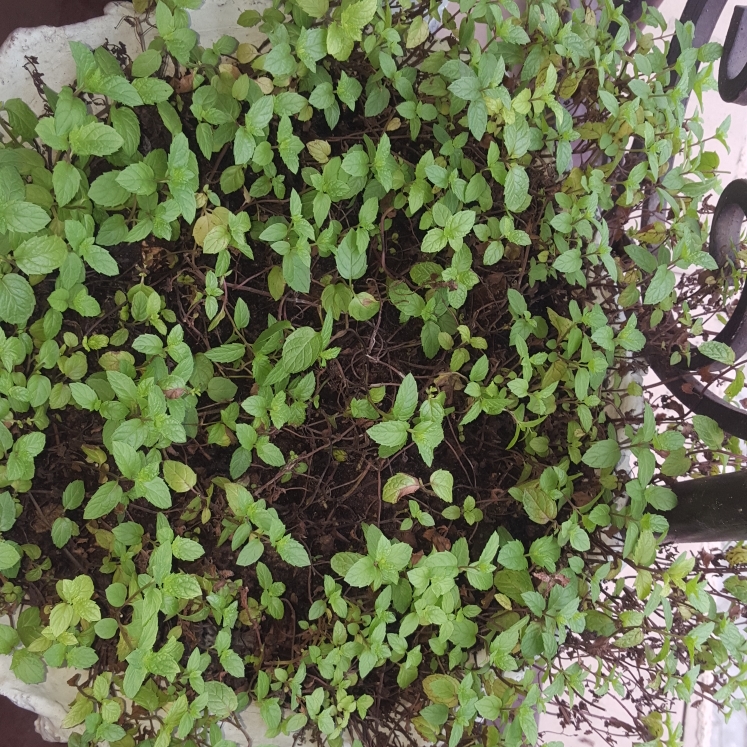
[666,0,728,68]
[719,6,747,104]
[687,179,747,371]
[650,358,747,440]
[666,469,747,542]
[650,180,747,440]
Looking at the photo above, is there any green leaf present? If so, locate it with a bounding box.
[391,374,418,421]
[4,99,38,141]
[205,343,246,363]
[67,646,99,669]
[2,201,50,233]
[660,448,691,477]
[14,235,67,275]
[16,608,41,646]
[162,573,202,599]
[349,292,379,321]
[264,43,296,77]
[163,461,197,492]
[367,420,408,449]
[276,535,311,567]
[337,71,362,110]
[283,327,322,373]
[467,99,488,140]
[277,116,304,173]
[140,477,172,509]
[341,149,369,177]
[94,618,119,640]
[446,211,475,241]
[0,540,20,570]
[505,164,530,212]
[11,649,45,684]
[111,106,141,156]
[582,439,621,469]
[233,297,250,329]
[84,245,118,276]
[643,265,676,305]
[624,243,658,274]
[256,439,285,466]
[449,77,481,101]
[207,377,238,403]
[476,695,502,721]
[0,492,16,532]
[504,120,531,158]
[528,536,560,572]
[203,681,238,719]
[0,624,19,655]
[646,485,677,511]
[617,315,646,352]
[132,49,162,78]
[429,469,453,502]
[522,489,557,525]
[84,481,123,520]
[171,536,204,561]
[698,341,735,366]
[518,703,538,745]
[364,84,390,117]
[89,172,132,207]
[97,215,128,246]
[345,556,377,587]
[132,77,174,104]
[112,441,141,480]
[52,161,81,208]
[326,21,353,61]
[568,524,590,551]
[112,523,143,547]
[70,382,99,410]
[51,517,76,548]
[422,228,447,254]
[220,649,245,678]
[614,627,644,648]
[628,79,650,99]
[69,122,123,157]
[423,674,459,707]
[341,0,377,41]
[297,0,329,17]
[725,575,747,603]
[107,371,138,405]
[411,421,443,465]
[0,273,36,325]
[116,162,157,196]
[498,540,528,570]
[598,89,619,117]
[692,414,724,450]
[383,473,420,504]
[237,538,264,566]
[553,248,583,274]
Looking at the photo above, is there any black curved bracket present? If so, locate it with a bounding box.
[686,179,747,371]
[651,361,747,440]
[653,180,747,439]
[666,0,728,69]
[719,6,747,104]
[618,1,747,441]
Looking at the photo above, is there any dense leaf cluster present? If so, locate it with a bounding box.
[0,1,746,746]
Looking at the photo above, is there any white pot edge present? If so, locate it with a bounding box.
[0,0,268,108]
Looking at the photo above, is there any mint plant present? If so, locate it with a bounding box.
[0,1,745,747]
